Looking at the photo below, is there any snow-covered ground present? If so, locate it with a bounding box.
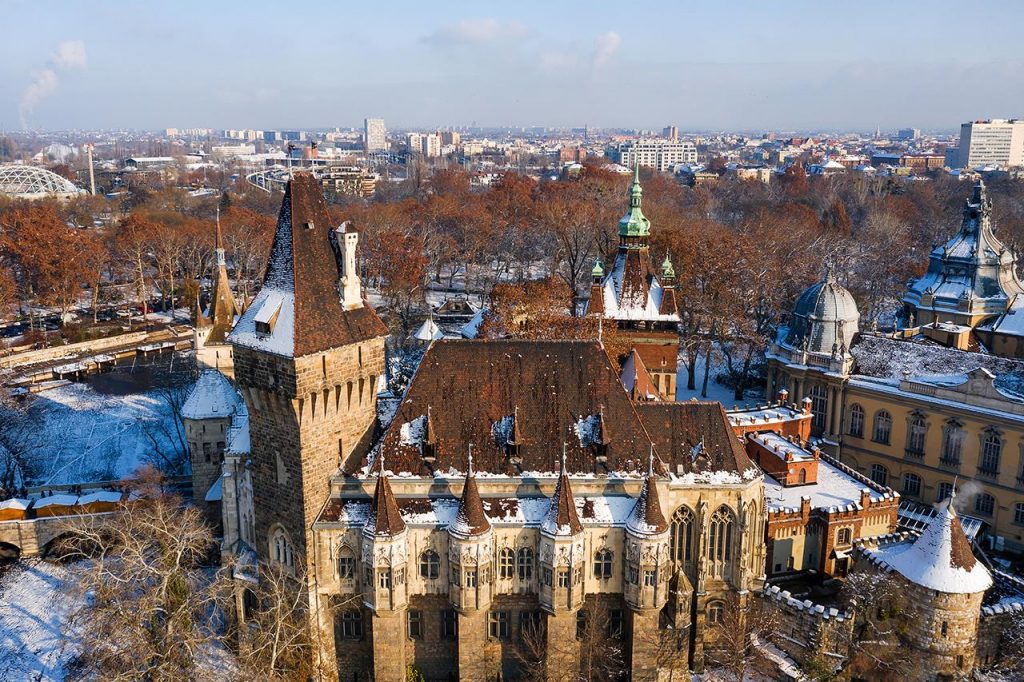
[2,380,191,486]
[0,559,82,681]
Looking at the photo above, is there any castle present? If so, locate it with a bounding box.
[178,174,1024,680]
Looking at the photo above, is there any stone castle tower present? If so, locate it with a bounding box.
[227,173,388,580]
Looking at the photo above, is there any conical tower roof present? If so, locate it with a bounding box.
[364,456,405,537]
[626,455,669,535]
[618,162,651,238]
[205,208,239,343]
[541,451,583,536]
[449,454,490,538]
[862,490,991,594]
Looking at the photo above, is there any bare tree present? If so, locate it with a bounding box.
[705,592,780,682]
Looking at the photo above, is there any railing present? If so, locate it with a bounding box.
[904,448,925,460]
[938,457,961,471]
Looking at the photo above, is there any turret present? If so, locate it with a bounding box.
[447,453,493,611]
[539,451,585,613]
[658,252,678,316]
[361,456,408,612]
[588,256,605,316]
[337,222,363,311]
[624,454,671,611]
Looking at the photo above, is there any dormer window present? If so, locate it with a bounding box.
[254,295,283,336]
[304,221,315,230]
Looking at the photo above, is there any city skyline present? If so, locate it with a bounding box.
[4,0,1024,132]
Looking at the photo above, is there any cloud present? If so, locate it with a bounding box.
[591,31,622,72]
[19,40,88,129]
[540,50,579,73]
[422,19,527,46]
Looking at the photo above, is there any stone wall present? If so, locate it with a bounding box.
[760,585,853,671]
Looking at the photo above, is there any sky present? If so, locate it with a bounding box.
[3,0,1024,133]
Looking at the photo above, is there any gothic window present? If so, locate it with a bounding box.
[869,463,888,486]
[594,549,613,579]
[408,610,423,639]
[902,473,922,498]
[1014,503,1024,525]
[339,609,363,639]
[378,569,391,590]
[541,566,552,587]
[517,547,533,580]
[420,550,440,580]
[937,481,954,503]
[706,600,725,626]
[337,546,355,579]
[627,565,639,585]
[670,506,695,566]
[441,610,458,639]
[520,610,543,637]
[906,413,927,454]
[608,609,624,637]
[450,563,460,586]
[557,569,570,588]
[849,404,865,438]
[707,506,735,574]
[270,526,294,571]
[872,410,892,445]
[465,569,478,588]
[809,384,828,430]
[975,492,995,517]
[837,527,852,545]
[488,611,510,640]
[498,548,515,579]
[643,570,657,587]
[981,429,1002,474]
[203,441,212,462]
[941,420,965,465]
[798,468,807,484]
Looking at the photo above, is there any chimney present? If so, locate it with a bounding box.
[337,222,363,310]
[860,488,871,509]
[801,396,812,415]
[777,387,789,404]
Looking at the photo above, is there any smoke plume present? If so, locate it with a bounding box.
[19,40,87,129]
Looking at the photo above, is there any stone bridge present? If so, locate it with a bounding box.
[0,512,114,559]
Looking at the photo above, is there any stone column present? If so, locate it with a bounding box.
[371,611,406,681]
[629,609,662,681]
[545,611,580,682]
[457,610,488,682]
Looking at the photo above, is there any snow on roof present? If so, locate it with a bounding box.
[76,491,122,505]
[752,432,815,461]
[0,498,30,511]
[180,370,242,420]
[413,318,443,341]
[764,458,888,513]
[204,475,224,502]
[727,404,805,426]
[861,497,992,594]
[228,288,296,357]
[460,309,486,339]
[225,407,250,455]
[33,494,79,509]
[600,257,680,322]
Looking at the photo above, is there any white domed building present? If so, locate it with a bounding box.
[767,267,861,438]
[0,164,83,201]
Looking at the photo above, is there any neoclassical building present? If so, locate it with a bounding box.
[197,174,767,681]
[767,182,1024,552]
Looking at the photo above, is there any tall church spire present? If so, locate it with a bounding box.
[618,162,651,238]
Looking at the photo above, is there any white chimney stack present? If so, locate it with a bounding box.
[337,222,363,310]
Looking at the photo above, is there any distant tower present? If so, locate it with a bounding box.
[227,173,388,606]
[194,208,240,377]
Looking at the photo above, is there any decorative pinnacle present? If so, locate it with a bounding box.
[467,444,474,477]
[661,252,675,279]
[592,256,605,279]
[648,447,654,477]
[561,443,567,472]
[378,451,385,477]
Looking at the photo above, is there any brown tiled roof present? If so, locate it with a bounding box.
[258,173,387,356]
[543,467,584,535]
[635,401,752,474]
[623,348,660,401]
[206,224,239,343]
[949,513,977,571]
[618,248,654,311]
[376,340,658,475]
[588,282,605,315]
[627,473,669,534]
[634,343,677,372]
[364,472,405,536]
[658,283,678,317]
[450,470,491,537]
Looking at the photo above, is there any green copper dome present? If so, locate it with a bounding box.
[661,253,675,279]
[618,162,651,238]
[592,256,605,279]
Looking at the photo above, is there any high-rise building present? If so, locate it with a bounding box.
[662,125,678,141]
[440,130,461,146]
[897,127,921,141]
[364,118,387,152]
[957,119,1024,168]
[406,133,422,155]
[612,139,697,171]
[421,133,441,158]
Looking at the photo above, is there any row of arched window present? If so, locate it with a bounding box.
[849,405,1004,472]
[670,505,736,577]
[868,464,1000,517]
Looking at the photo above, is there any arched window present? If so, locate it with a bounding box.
[872,410,892,445]
[941,419,964,465]
[337,545,355,579]
[906,413,927,455]
[848,404,865,438]
[594,549,613,579]
[902,473,922,498]
[937,481,954,503]
[498,548,515,579]
[797,468,807,484]
[869,463,888,487]
[420,550,440,580]
[517,547,533,581]
[975,492,995,517]
[270,526,294,571]
[837,528,852,545]
[980,429,1002,475]
[707,506,735,574]
[670,506,695,566]
[706,600,725,626]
